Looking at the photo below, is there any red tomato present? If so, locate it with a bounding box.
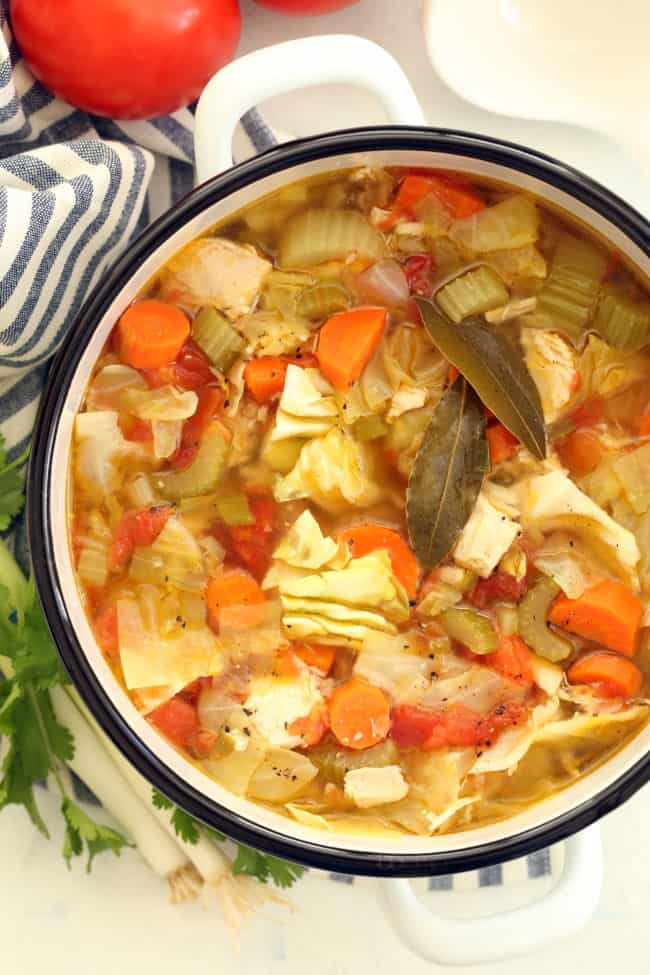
[173,340,216,391]
[150,697,199,749]
[467,571,529,609]
[391,701,525,750]
[108,505,174,572]
[404,254,436,297]
[10,0,241,119]
[253,0,357,13]
[172,385,225,470]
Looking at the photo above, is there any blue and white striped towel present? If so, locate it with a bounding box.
[0,1,556,894]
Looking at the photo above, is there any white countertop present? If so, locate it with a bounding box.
[4,1,649,971]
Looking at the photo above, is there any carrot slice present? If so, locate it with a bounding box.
[567,651,643,699]
[486,423,519,465]
[328,678,391,750]
[549,580,642,657]
[394,174,485,219]
[116,299,190,369]
[205,569,266,632]
[243,353,317,403]
[293,643,337,675]
[555,429,607,477]
[316,307,387,390]
[338,524,420,599]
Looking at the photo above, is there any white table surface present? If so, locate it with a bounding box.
[4,1,649,971]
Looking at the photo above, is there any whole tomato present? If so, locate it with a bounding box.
[10,0,241,119]
[253,0,358,13]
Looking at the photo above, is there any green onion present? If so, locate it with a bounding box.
[439,607,498,654]
[537,233,608,340]
[192,306,245,373]
[436,265,509,323]
[353,414,389,441]
[215,493,255,526]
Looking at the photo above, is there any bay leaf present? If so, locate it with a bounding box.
[407,377,489,570]
[416,297,547,459]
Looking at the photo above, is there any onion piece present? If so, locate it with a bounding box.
[355,259,409,308]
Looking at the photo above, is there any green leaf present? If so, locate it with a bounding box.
[0,736,49,836]
[264,855,305,889]
[170,807,200,845]
[151,788,173,811]
[407,377,489,569]
[232,843,305,889]
[0,443,29,531]
[416,298,547,459]
[61,798,132,872]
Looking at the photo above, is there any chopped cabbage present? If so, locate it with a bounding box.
[578,335,648,401]
[450,195,539,254]
[469,696,560,775]
[386,386,428,420]
[129,515,205,590]
[353,648,434,702]
[121,385,198,421]
[244,673,323,748]
[485,244,547,285]
[453,492,520,578]
[271,366,338,442]
[278,550,410,642]
[237,309,312,357]
[420,663,520,714]
[274,427,383,514]
[532,532,597,598]
[272,510,341,569]
[159,237,271,319]
[117,595,223,690]
[534,706,648,743]
[74,411,136,499]
[529,655,564,696]
[86,364,146,411]
[520,328,578,422]
[519,470,640,587]
[151,419,182,460]
[77,510,111,588]
[611,442,650,515]
[248,748,319,801]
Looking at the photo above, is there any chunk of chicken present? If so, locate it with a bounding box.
[520,328,578,422]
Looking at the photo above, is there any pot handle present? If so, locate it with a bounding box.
[380,824,602,966]
[194,35,425,185]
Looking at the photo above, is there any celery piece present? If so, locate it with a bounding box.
[260,433,305,474]
[296,281,350,320]
[436,265,509,324]
[593,287,650,351]
[518,576,572,661]
[279,209,386,269]
[156,424,229,501]
[354,414,389,442]
[439,607,498,654]
[192,306,245,372]
[214,493,255,526]
[537,233,608,340]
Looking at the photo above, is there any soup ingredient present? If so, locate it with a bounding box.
[338,524,420,599]
[520,329,578,423]
[439,607,498,654]
[162,239,271,318]
[577,335,648,402]
[275,426,383,514]
[191,306,246,373]
[537,233,608,340]
[271,510,339,571]
[520,471,640,587]
[316,306,387,390]
[245,674,323,748]
[244,354,317,403]
[328,678,391,749]
[518,576,573,661]
[205,570,266,631]
[355,260,409,308]
[407,378,489,570]
[394,173,485,220]
[449,195,539,254]
[416,300,547,458]
[593,287,650,351]
[390,701,524,750]
[453,491,520,578]
[271,365,338,441]
[108,504,174,571]
[556,429,606,477]
[74,411,134,499]
[610,442,650,515]
[279,209,386,268]
[151,696,200,750]
[296,280,351,319]
[436,265,509,323]
[156,422,230,500]
[116,301,190,369]
[294,643,337,674]
[486,422,519,464]
[549,580,642,656]
[482,635,534,686]
[214,493,254,527]
[10,0,242,118]
[248,749,319,801]
[344,765,409,808]
[567,652,643,699]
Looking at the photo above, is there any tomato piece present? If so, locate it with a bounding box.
[94,604,119,660]
[150,696,198,749]
[404,254,436,297]
[108,505,174,572]
[391,701,526,750]
[172,385,225,471]
[173,339,215,390]
[467,571,529,609]
[216,493,277,580]
[569,397,604,428]
[189,728,217,758]
[289,701,330,747]
[483,636,535,687]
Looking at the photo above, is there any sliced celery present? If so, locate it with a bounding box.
[214,493,254,526]
[296,280,350,319]
[192,306,245,372]
[279,209,386,268]
[439,607,498,654]
[261,269,314,319]
[593,287,650,351]
[518,576,572,661]
[436,265,509,323]
[260,433,305,474]
[156,424,229,501]
[537,233,608,340]
[353,414,389,442]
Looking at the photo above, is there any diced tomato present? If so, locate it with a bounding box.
[94,604,119,660]
[142,363,177,389]
[390,701,525,750]
[274,649,302,677]
[108,504,174,572]
[150,696,199,749]
[483,635,535,688]
[214,492,277,580]
[467,571,529,609]
[447,364,460,384]
[289,701,330,747]
[404,254,436,297]
[394,173,485,220]
[486,422,519,465]
[189,728,217,758]
[173,339,215,390]
[569,397,604,429]
[172,385,225,470]
[179,676,211,703]
[121,417,153,443]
